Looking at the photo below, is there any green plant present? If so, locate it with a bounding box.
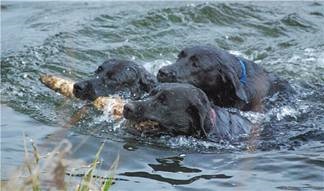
[3,138,119,191]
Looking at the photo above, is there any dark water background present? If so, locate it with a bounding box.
[1,1,324,190]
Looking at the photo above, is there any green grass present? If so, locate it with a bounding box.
[2,138,119,191]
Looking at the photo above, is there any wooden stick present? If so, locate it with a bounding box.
[39,75,159,130]
[40,75,75,98]
[40,74,124,120]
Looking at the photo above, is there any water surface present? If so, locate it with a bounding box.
[1,1,324,190]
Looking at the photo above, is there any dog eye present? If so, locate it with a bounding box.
[106,72,114,79]
[178,51,186,58]
[150,89,158,96]
[96,66,104,74]
[157,93,167,105]
[190,56,198,67]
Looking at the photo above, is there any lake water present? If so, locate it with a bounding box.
[1,1,324,190]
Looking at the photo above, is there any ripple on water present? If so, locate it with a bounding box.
[1,1,324,153]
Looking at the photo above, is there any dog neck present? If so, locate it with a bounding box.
[206,106,253,141]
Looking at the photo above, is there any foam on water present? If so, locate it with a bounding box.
[2,2,324,189]
[143,59,173,75]
[2,1,324,153]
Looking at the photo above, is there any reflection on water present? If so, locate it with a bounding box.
[1,1,324,190]
[2,105,324,190]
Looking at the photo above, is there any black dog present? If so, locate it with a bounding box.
[123,83,252,141]
[74,59,157,101]
[157,45,290,111]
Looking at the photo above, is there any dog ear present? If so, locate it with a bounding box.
[186,90,212,137]
[139,70,157,92]
[221,65,248,103]
[186,105,207,137]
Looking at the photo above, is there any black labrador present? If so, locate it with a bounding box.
[123,83,252,141]
[73,59,157,101]
[157,45,291,111]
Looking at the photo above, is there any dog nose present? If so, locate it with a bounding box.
[123,103,136,118]
[74,82,86,92]
[157,68,175,82]
[73,82,88,97]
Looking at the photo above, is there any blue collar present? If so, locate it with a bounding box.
[239,59,247,85]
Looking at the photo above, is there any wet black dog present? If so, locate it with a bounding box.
[157,45,290,111]
[123,83,252,141]
[74,59,157,101]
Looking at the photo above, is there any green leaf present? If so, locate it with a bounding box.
[78,143,105,191]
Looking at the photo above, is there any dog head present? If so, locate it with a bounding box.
[74,59,156,101]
